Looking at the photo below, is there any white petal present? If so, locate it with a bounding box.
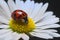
[0,7,10,20]
[33,29,57,33]
[0,30,12,40]
[11,32,22,40]
[31,3,43,19]
[30,32,53,39]
[0,8,8,20]
[34,29,60,37]
[0,16,9,24]
[15,0,21,9]
[43,11,53,17]
[21,33,29,40]
[30,29,60,39]
[35,11,53,24]
[0,25,9,29]
[36,24,60,29]
[15,0,23,9]
[0,29,11,35]
[0,38,4,40]
[16,0,26,12]
[28,1,35,17]
[4,33,13,40]
[34,3,48,23]
[24,0,31,13]
[12,33,29,40]
[8,0,17,13]
[45,31,60,37]
[36,17,59,26]
[24,0,35,16]
[42,15,56,22]
[40,11,54,22]
[41,13,56,22]
[27,1,35,17]
[0,0,11,20]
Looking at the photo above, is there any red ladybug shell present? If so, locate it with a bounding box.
[11,10,27,21]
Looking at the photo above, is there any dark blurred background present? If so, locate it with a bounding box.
[5,0,60,40]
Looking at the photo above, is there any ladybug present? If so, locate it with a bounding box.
[11,10,28,24]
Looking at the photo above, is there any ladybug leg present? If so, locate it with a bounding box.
[24,16,28,24]
[21,16,28,24]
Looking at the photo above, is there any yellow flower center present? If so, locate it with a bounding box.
[9,17,35,33]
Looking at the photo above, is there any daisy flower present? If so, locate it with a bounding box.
[0,0,60,40]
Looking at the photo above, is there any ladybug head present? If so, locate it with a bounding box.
[11,10,28,24]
